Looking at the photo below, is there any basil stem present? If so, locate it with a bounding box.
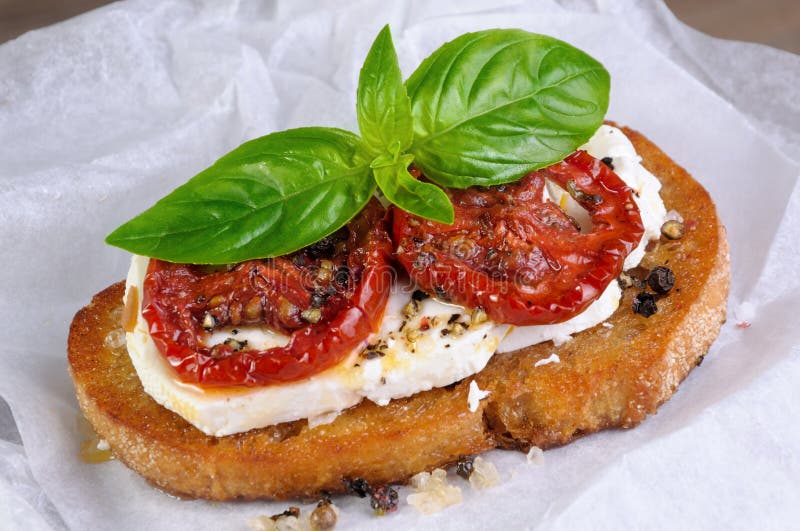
[372,153,454,224]
[357,24,455,224]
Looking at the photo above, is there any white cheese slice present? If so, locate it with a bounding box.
[582,124,667,269]
[125,258,505,436]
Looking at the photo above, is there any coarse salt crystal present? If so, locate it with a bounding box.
[248,513,307,531]
[665,209,684,223]
[469,456,500,490]
[103,328,126,350]
[276,515,302,531]
[407,469,462,514]
[247,516,278,531]
[526,446,544,466]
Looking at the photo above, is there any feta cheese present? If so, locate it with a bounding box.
[534,353,560,367]
[467,380,491,413]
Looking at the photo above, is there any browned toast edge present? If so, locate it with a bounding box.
[67,126,730,500]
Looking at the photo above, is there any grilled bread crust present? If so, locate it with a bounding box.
[68,126,729,500]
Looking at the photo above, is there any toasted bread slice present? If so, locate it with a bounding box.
[68,126,729,500]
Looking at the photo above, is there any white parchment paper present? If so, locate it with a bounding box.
[1,1,799,529]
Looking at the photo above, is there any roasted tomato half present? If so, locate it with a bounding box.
[392,151,644,325]
[142,199,392,386]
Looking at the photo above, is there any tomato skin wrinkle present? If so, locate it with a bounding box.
[141,199,393,387]
[392,151,644,326]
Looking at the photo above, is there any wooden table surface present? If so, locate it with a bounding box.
[1,0,798,53]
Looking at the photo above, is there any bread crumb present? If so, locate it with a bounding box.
[407,469,462,514]
[526,446,544,466]
[468,457,500,490]
[534,353,560,367]
[467,380,490,412]
[601,322,614,328]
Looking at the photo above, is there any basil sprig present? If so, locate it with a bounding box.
[106,26,609,264]
[357,26,454,224]
[371,150,453,224]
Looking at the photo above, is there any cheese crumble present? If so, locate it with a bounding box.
[467,380,490,412]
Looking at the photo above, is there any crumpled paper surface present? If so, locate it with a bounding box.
[1,0,799,529]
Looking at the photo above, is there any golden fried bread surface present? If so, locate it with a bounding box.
[68,126,729,500]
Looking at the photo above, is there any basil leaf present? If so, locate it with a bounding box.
[106,127,374,264]
[357,24,413,155]
[406,29,610,188]
[372,155,454,224]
